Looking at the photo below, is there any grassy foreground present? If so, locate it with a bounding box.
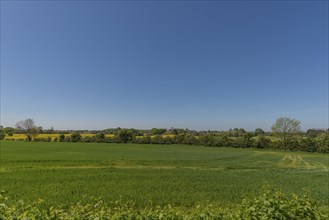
[0,141,328,209]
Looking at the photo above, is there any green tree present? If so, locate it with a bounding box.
[151,128,167,135]
[37,126,43,134]
[271,117,301,149]
[306,129,326,138]
[254,128,265,136]
[3,127,14,135]
[117,129,134,143]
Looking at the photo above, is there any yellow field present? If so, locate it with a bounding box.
[161,134,175,138]
[4,133,175,141]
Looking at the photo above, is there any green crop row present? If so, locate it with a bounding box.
[0,186,326,220]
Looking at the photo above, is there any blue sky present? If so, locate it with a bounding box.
[1,0,328,131]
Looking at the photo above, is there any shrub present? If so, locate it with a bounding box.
[254,135,271,149]
[182,134,198,145]
[300,137,317,152]
[96,132,105,142]
[64,136,71,142]
[58,134,65,142]
[199,134,216,146]
[150,135,165,144]
[0,132,4,140]
[133,136,151,144]
[71,133,81,142]
[82,136,96,143]
[238,186,326,220]
[315,133,329,153]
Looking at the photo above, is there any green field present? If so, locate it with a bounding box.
[0,141,328,209]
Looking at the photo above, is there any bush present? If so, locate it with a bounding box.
[315,133,329,153]
[96,133,105,142]
[71,133,81,142]
[150,135,165,144]
[300,137,317,152]
[133,136,151,144]
[199,134,216,146]
[59,134,65,142]
[82,136,96,143]
[64,136,71,142]
[182,134,198,145]
[238,186,326,219]
[0,132,4,140]
[254,135,271,149]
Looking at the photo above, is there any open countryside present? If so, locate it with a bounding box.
[1,118,329,218]
[1,0,328,219]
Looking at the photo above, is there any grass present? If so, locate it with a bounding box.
[0,141,328,209]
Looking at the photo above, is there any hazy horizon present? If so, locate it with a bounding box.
[1,1,328,131]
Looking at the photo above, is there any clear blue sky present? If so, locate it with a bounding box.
[1,0,328,131]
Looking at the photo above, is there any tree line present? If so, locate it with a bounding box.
[0,117,328,153]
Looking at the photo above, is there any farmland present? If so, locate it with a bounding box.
[4,133,115,141]
[3,133,176,141]
[1,141,328,211]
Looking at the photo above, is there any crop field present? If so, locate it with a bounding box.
[4,133,177,141]
[0,141,328,210]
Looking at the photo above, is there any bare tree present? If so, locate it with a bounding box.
[271,117,301,149]
[15,118,38,141]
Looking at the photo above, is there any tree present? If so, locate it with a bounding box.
[15,118,38,141]
[3,127,14,135]
[37,126,43,134]
[306,129,326,138]
[117,129,134,143]
[254,128,265,136]
[151,128,167,135]
[271,117,301,149]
